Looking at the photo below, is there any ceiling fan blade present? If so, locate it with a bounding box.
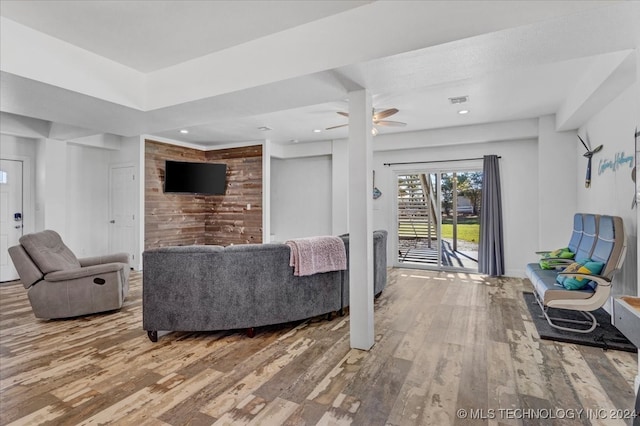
[375,120,406,127]
[592,144,604,154]
[337,111,349,117]
[577,135,590,152]
[373,108,398,121]
[326,123,348,130]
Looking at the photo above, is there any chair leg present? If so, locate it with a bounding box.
[532,290,598,333]
[542,309,598,333]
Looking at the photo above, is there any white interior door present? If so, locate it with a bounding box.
[1,159,23,282]
[109,165,136,264]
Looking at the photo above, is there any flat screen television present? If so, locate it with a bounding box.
[164,160,227,195]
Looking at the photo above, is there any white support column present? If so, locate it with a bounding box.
[348,89,374,350]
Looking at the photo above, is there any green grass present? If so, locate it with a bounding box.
[441,224,479,243]
[398,222,480,243]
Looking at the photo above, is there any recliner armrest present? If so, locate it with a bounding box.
[44,262,126,282]
[79,253,129,267]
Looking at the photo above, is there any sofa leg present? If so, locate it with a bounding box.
[339,308,346,317]
[246,327,255,338]
[147,330,158,342]
[326,312,334,321]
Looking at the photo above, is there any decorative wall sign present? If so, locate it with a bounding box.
[597,151,634,175]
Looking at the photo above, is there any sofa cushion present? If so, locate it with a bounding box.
[539,247,575,269]
[562,261,604,290]
[555,259,587,286]
[526,262,594,306]
[19,230,80,274]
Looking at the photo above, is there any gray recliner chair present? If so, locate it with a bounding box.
[8,230,130,319]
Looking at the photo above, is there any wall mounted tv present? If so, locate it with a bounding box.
[164,160,227,195]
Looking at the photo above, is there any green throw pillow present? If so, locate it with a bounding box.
[562,261,605,290]
[539,247,575,270]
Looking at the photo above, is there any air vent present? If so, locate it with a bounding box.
[258,126,272,131]
[449,96,469,104]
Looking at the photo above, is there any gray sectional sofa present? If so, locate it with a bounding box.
[143,230,387,341]
[340,230,388,309]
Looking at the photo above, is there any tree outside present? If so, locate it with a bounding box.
[440,171,482,217]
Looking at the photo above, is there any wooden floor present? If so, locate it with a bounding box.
[0,269,637,425]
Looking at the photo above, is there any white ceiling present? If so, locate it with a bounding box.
[0,0,372,72]
[0,1,638,147]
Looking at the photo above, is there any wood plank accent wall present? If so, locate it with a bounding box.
[145,140,262,249]
[205,145,262,246]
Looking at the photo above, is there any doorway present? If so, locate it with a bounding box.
[396,168,482,271]
[109,165,136,265]
[0,159,23,281]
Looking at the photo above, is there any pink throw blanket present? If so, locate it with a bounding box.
[285,236,347,277]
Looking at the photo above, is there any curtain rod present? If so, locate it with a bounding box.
[383,156,501,167]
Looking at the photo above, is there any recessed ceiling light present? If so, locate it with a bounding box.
[180,129,189,134]
[313,129,322,133]
[258,126,272,131]
[458,109,470,115]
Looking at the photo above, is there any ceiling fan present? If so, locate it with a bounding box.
[578,133,603,188]
[326,108,407,133]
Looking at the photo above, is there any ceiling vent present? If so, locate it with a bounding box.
[257,126,272,131]
[449,96,469,104]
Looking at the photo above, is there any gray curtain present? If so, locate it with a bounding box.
[478,155,504,276]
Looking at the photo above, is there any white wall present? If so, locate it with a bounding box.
[270,155,332,242]
[538,115,577,250]
[65,144,110,257]
[577,83,639,299]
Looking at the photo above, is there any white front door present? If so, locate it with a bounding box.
[1,159,23,282]
[109,165,136,264]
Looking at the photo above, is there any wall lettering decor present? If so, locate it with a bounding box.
[597,151,634,175]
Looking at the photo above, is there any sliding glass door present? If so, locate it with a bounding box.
[396,168,482,271]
